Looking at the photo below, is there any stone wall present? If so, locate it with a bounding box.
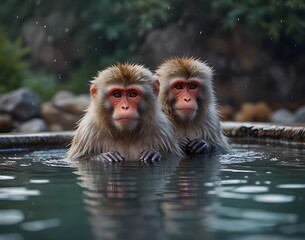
[0,122,304,151]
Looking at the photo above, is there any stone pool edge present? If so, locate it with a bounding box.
[0,122,304,150]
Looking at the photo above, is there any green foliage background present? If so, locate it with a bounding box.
[0,0,304,99]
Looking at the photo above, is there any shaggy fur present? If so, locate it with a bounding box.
[157,57,230,152]
[67,63,182,160]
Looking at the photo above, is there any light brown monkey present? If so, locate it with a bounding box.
[156,57,230,155]
[67,63,182,162]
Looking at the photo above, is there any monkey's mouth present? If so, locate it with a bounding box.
[176,108,196,114]
[114,118,139,125]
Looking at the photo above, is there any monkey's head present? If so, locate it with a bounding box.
[90,63,160,133]
[157,57,214,123]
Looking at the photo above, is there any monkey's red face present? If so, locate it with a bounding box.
[108,85,143,130]
[171,79,200,120]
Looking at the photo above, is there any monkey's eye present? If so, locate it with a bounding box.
[129,91,138,98]
[112,91,122,98]
[175,84,184,90]
[189,83,198,90]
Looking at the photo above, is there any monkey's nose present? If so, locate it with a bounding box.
[122,105,129,110]
[184,97,191,102]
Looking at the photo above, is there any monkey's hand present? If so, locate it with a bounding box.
[188,139,213,154]
[97,151,125,163]
[140,150,161,162]
[178,137,191,154]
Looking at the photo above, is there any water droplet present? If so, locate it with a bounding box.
[43,25,47,29]
[35,21,38,25]
[54,59,57,62]
[94,48,97,51]
[65,28,69,33]
[16,16,19,19]
[167,6,170,10]
[199,31,202,34]
[237,18,240,21]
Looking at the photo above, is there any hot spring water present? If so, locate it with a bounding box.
[0,138,305,240]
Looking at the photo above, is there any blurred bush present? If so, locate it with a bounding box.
[211,0,305,42]
[0,28,31,94]
[23,72,60,101]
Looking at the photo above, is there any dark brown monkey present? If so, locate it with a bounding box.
[156,57,230,155]
[67,63,182,162]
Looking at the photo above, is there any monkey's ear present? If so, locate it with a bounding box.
[90,82,97,97]
[153,80,160,96]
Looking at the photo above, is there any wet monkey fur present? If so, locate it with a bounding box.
[156,57,230,155]
[67,63,182,162]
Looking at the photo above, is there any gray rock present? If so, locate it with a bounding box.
[271,109,294,124]
[0,114,13,132]
[19,118,48,132]
[294,106,305,123]
[0,88,41,121]
[52,91,89,115]
[42,102,80,130]
[52,90,75,103]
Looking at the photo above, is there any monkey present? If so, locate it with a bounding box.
[156,57,230,155]
[67,63,183,162]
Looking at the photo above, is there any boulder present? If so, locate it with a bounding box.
[19,118,48,132]
[271,109,294,124]
[0,88,41,121]
[42,102,80,130]
[294,106,305,123]
[53,91,89,115]
[235,102,272,122]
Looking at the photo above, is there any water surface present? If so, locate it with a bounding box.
[0,143,305,240]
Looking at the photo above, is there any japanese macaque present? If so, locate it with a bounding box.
[156,57,230,155]
[67,63,182,162]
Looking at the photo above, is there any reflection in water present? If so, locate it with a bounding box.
[160,156,221,240]
[75,155,221,240]
[75,156,181,240]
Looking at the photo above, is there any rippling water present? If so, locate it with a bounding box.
[0,143,305,240]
